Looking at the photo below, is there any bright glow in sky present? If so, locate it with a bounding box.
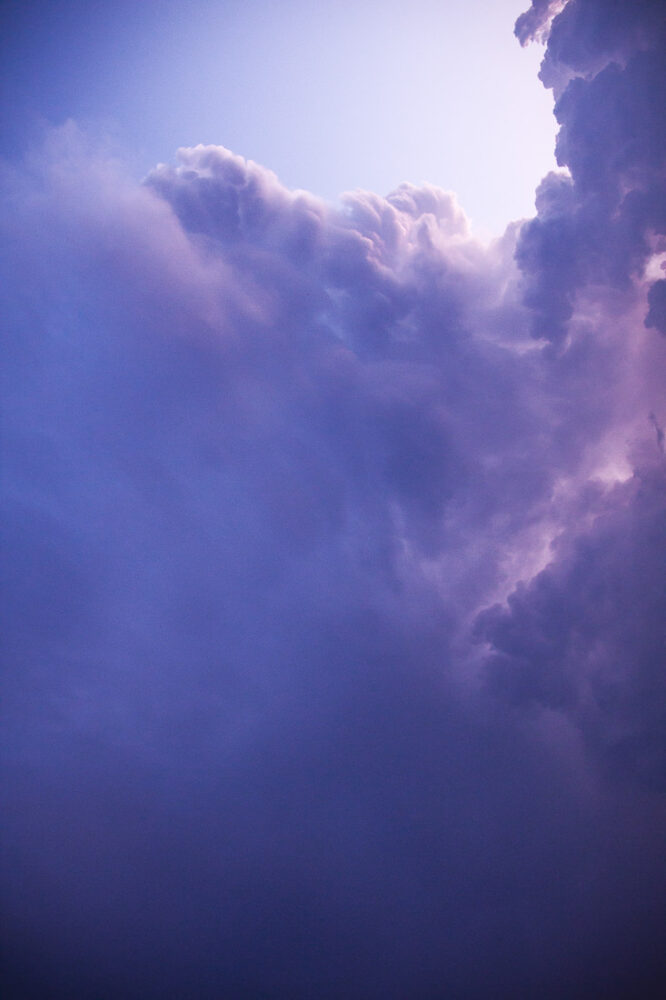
[1,0,556,234]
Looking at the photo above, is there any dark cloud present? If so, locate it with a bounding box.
[646,277,666,335]
[514,0,567,47]
[515,0,666,343]
[476,458,666,787]
[2,4,666,995]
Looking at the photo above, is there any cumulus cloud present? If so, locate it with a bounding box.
[514,0,569,47]
[515,0,666,343]
[1,3,665,997]
[476,459,666,786]
[646,277,666,334]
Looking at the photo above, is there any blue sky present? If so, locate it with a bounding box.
[1,0,556,233]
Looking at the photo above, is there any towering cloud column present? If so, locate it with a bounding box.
[1,2,664,997]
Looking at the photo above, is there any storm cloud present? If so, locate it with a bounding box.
[1,2,665,997]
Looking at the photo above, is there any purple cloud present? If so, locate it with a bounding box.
[1,3,665,996]
[476,458,666,784]
[514,0,567,47]
[646,277,666,334]
[515,0,666,343]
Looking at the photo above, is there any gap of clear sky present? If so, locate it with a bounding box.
[0,0,557,235]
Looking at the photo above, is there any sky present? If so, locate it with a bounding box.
[1,1,665,998]
[0,0,557,234]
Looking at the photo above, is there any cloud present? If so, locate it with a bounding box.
[646,277,666,334]
[1,4,666,995]
[514,0,568,47]
[515,0,666,343]
[476,458,666,788]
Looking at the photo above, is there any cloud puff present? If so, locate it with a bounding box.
[514,0,568,47]
[515,0,666,343]
[476,458,666,787]
[646,277,666,334]
[1,3,665,995]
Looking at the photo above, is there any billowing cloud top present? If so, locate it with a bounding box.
[2,2,665,997]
